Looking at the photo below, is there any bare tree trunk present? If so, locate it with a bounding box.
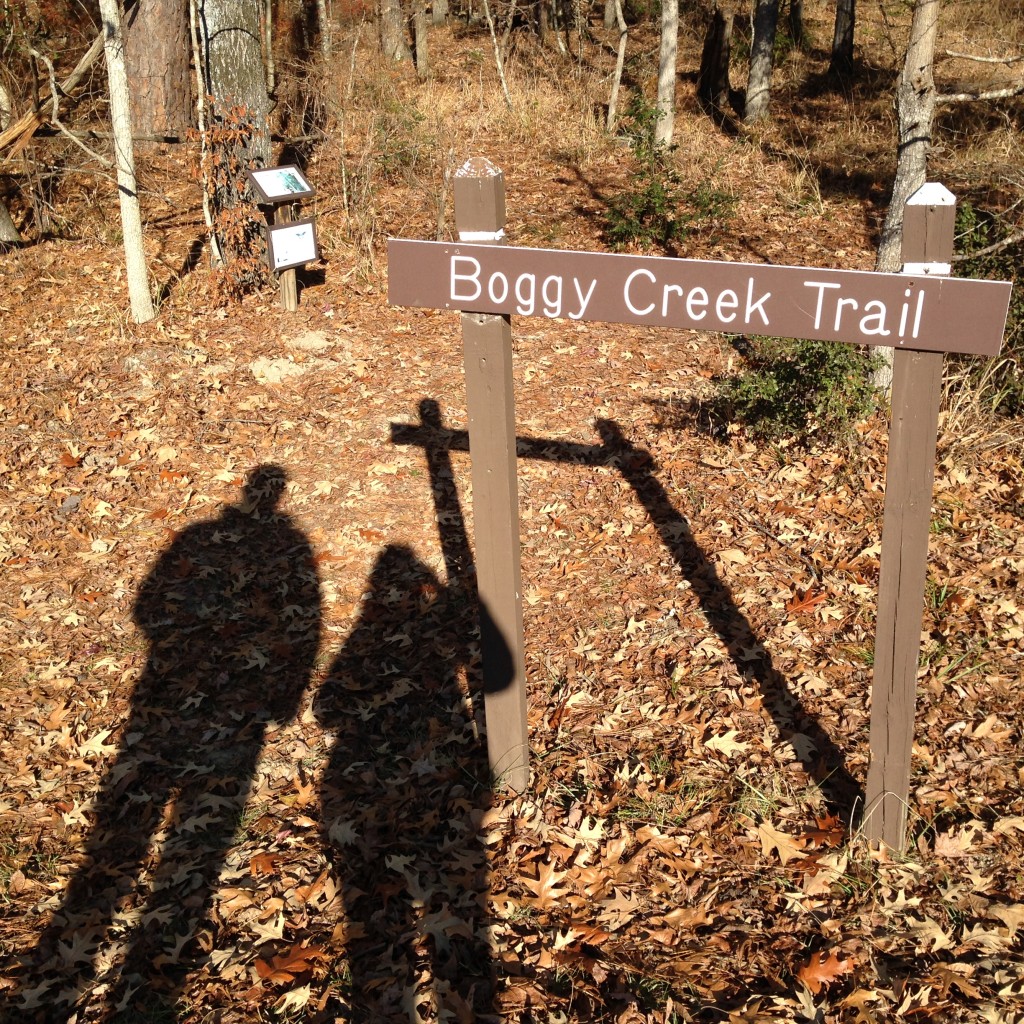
[873,0,941,390]
[698,5,734,115]
[0,200,19,244]
[99,0,155,323]
[198,0,272,167]
[414,0,430,77]
[432,0,448,25]
[124,0,192,145]
[744,0,779,122]
[655,0,678,145]
[603,0,615,28]
[830,0,855,77]
[788,0,804,48]
[380,0,412,60]
[606,0,628,130]
[317,0,333,59]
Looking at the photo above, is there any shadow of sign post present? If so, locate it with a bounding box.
[389,162,1012,852]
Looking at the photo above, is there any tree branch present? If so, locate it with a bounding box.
[951,227,1024,262]
[936,81,1024,103]
[944,49,1024,65]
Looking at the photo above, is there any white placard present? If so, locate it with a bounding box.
[268,218,319,272]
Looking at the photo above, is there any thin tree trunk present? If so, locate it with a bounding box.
[603,0,615,28]
[98,0,155,323]
[830,0,855,77]
[744,0,779,122]
[482,0,513,108]
[432,0,448,25]
[655,0,678,145]
[606,0,628,130]
[414,0,429,77]
[789,0,804,48]
[698,5,734,115]
[265,0,276,93]
[873,0,941,390]
[317,0,333,59]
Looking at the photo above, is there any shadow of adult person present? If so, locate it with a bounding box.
[316,543,500,1023]
[13,465,321,1021]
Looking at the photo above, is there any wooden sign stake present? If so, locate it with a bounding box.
[864,183,956,851]
[454,158,530,792]
[274,201,299,312]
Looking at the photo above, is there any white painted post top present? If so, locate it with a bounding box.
[456,156,502,178]
[907,182,956,206]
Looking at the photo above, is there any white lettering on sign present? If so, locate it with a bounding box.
[625,269,771,327]
[804,280,927,343]
[450,255,598,320]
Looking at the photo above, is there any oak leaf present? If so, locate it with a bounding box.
[797,949,853,994]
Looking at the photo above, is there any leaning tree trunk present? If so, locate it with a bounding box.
[744,0,779,122]
[655,0,678,145]
[873,0,941,390]
[606,0,628,130]
[830,0,855,78]
[125,0,193,144]
[99,0,155,323]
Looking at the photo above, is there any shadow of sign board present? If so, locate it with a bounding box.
[388,240,1011,356]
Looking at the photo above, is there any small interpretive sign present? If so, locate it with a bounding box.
[267,218,319,272]
[247,165,316,204]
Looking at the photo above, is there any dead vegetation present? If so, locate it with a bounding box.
[1,2,1023,1022]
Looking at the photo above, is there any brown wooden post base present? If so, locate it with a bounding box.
[453,157,530,793]
[864,184,956,851]
[274,202,299,312]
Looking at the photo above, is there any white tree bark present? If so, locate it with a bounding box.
[606,0,628,131]
[99,0,155,323]
[873,0,941,390]
[655,0,678,146]
[744,0,779,122]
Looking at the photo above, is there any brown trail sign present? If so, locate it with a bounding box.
[388,160,1012,852]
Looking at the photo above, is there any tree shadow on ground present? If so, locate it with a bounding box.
[315,400,507,1021]
[393,401,862,822]
[10,465,322,1022]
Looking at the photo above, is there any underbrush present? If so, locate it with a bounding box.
[715,336,882,444]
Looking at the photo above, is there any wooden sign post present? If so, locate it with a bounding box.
[864,185,955,850]
[453,158,530,793]
[390,165,1012,840]
[246,165,319,312]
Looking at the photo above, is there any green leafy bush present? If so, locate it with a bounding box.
[950,200,1024,418]
[604,97,735,252]
[717,336,881,444]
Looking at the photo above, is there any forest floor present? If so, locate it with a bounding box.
[1,5,1023,1023]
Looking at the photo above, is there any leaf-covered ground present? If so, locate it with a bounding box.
[2,16,1024,1024]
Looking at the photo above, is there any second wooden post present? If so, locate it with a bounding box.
[864,183,955,850]
[454,157,530,792]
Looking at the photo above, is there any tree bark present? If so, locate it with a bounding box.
[432,0,448,25]
[606,0,628,130]
[698,5,734,115]
[125,0,193,145]
[829,0,855,78]
[873,0,941,390]
[414,0,430,77]
[99,0,156,323]
[744,0,779,122]
[655,0,678,145]
[317,0,333,59]
[380,0,412,60]
[0,199,20,244]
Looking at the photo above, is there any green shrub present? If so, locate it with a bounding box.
[604,97,735,252]
[950,200,1024,418]
[717,337,881,444]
